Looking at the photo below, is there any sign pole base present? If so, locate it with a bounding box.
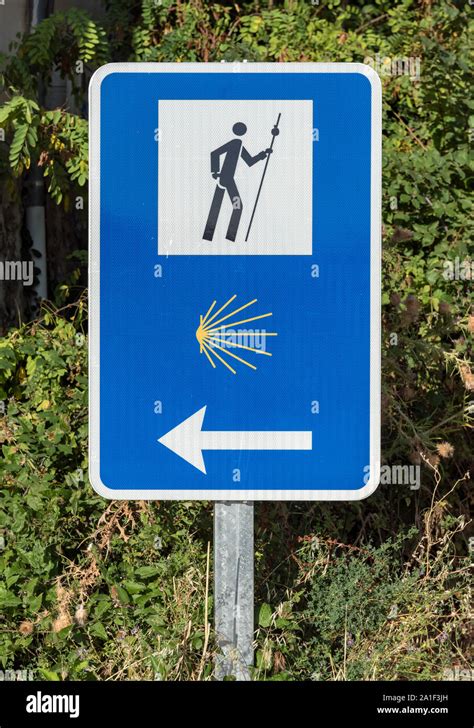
[214,501,254,680]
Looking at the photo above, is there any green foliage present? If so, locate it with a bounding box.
[0,98,88,203]
[0,301,214,679]
[254,525,471,680]
[0,9,105,203]
[12,9,108,83]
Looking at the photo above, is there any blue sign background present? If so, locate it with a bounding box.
[98,70,372,492]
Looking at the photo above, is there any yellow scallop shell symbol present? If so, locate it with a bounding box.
[196,295,277,374]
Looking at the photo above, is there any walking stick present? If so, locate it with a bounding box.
[245,113,281,242]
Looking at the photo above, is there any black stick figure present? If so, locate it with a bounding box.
[203,122,273,242]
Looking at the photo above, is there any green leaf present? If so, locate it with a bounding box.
[90,622,108,640]
[258,603,272,628]
[39,669,60,681]
[9,123,29,167]
[0,589,21,608]
[114,585,129,605]
[136,565,161,578]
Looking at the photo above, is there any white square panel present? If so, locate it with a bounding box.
[158,99,313,255]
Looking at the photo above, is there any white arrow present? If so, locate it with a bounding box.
[158,406,312,474]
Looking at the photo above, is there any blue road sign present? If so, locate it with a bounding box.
[89,63,381,500]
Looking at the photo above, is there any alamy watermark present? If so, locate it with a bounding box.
[364,54,421,81]
[26,691,80,719]
[364,464,421,491]
[0,260,34,286]
[208,327,268,353]
[442,666,473,681]
[442,257,473,281]
[0,668,34,681]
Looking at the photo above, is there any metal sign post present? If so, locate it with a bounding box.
[214,501,254,680]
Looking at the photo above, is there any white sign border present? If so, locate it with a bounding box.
[89,62,381,501]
